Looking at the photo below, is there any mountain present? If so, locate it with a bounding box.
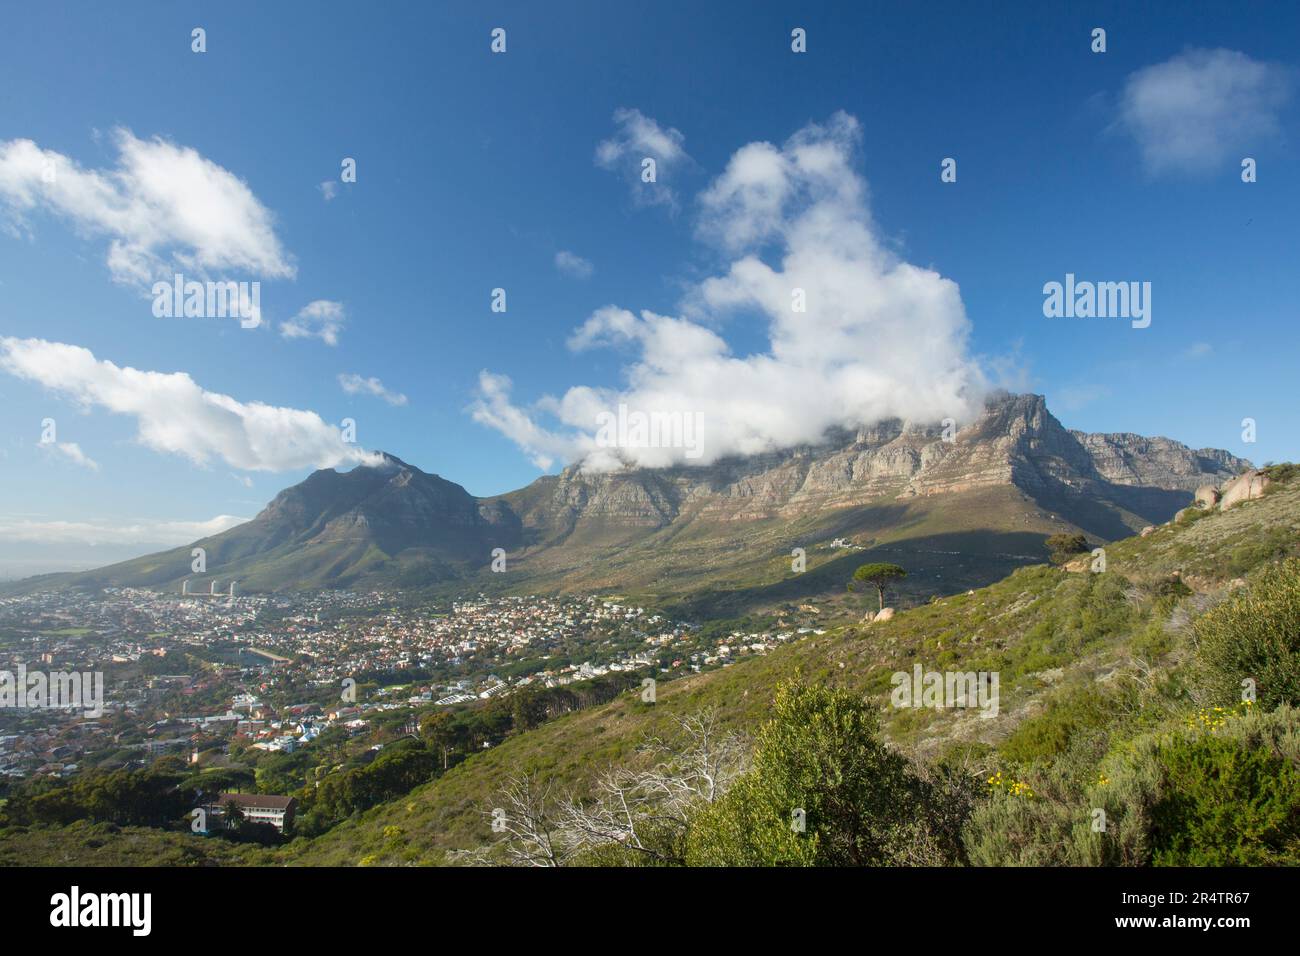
[24,453,522,593]
[261,462,1300,865]
[11,394,1249,606]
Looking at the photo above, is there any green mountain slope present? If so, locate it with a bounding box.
[276,469,1300,866]
[3,395,1246,613]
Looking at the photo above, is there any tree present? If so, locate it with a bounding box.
[556,710,748,865]
[484,772,573,867]
[474,710,748,866]
[420,712,458,770]
[849,562,907,612]
[222,800,245,831]
[1045,533,1089,565]
[684,680,955,866]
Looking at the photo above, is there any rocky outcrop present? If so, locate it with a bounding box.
[504,393,1248,536]
[1218,469,1271,511]
[52,396,1252,592]
[1072,433,1247,493]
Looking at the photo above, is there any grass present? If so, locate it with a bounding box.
[8,472,1297,867]
[260,481,1299,865]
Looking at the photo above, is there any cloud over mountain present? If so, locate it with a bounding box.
[474,112,986,471]
[0,337,375,472]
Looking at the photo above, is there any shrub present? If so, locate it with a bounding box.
[1146,735,1299,865]
[1079,705,1300,866]
[963,787,1082,866]
[999,687,1113,764]
[684,680,965,866]
[1194,558,1300,708]
[1045,533,1089,565]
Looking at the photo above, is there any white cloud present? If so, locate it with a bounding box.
[471,371,586,472]
[595,108,690,209]
[0,337,377,472]
[0,513,248,546]
[318,180,339,201]
[281,300,345,346]
[473,112,986,471]
[41,441,99,471]
[1119,49,1293,175]
[0,128,295,287]
[554,249,594,279]
[338,373,408,406]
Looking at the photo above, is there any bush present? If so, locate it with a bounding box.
[1080,705,1300,866]
[1146,735,1300,865]
[969,704,1300,866]
[1045,533,1089,565]
[963,786,1082,866]
[1261,462,1299,486]
[684,680,966,866]
[999,687,1113,764]
[1194,558,1300,708]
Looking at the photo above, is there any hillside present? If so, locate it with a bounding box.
[7,395,1248,619]
[3,464,1294,867]
[271,466,1300,866]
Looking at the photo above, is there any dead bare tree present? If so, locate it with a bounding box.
[480,772,575,867]
[555,709,749,863]
[472,709,749,866]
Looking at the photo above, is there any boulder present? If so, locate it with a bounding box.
[873,607,895,623]
[1140,525,1155,537]
[1194,485,1221,509]
[1219,470,1270,511]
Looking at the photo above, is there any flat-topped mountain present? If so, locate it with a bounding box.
[494,392,1245,543]
[13,394,1249,604]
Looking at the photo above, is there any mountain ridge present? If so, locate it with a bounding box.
[6,393,1250,601]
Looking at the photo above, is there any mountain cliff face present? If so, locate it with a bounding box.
[496,393,1249,540]
[32,394,1249,595]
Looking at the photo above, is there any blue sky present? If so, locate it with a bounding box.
[0,1,1297,575]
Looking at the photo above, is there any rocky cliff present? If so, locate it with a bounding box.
[26,394,1251,593]
[499,393,1250,538]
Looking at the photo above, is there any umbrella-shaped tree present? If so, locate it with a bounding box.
[849,562,907,613]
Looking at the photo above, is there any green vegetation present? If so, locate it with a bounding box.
[1,759,199,830]
[848,562,907,612]
[266,472,1300,867]
[685,680,968,865]
[1045,532,1089,565]
[1193,557,1300,709]
[7,468,1300,867]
